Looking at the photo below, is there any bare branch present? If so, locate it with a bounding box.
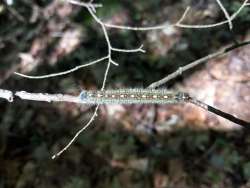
[102,7,190,31]
[99,0,248,31]
[177,0,249,29]
[51,6,115,157]
[66,0,102,9]
[14,56,108,79]
[52,56,113,159]
[15,91,82,103]
[148,39,250,89]
[148,51,222,89]
[52,105,99,159]
[103,22,172,31]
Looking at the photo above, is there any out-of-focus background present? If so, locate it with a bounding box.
[0,0,250,187]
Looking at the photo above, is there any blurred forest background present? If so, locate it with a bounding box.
[0,0,250,187]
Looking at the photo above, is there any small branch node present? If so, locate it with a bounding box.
[0,89,14,102]
[110,60,119,66]
[216,0,233,30]
[111,44,145,53]
[139,44,146,53]
[176,6,191,25]
[178,67,183,75]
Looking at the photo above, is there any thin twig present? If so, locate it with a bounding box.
[216,0,233,30]
[148,39,250,89]
[14,56,109,79]
[66,0,102,8]
[112,44,146,53]
[51,59,113,159]
[177,0,249,29]
[100,0,248,31]
[51,105,99,159]
[6,6,26,23]
[14,0,249,80]
[176,6,191,25]
[51,5,116,159]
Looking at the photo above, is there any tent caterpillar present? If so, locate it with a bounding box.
[78,89,250,128]
[79,89,190,104]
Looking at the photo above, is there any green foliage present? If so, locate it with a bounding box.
[185,132,209,151]
[63,177,90,188]
[210,154,225,169]
[243,162,250,179]
[205,168,224,184]
[111,178,122,188]
[110,134,137,160]
[96,0,122,19]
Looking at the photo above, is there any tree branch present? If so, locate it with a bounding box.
[148,39,250,89]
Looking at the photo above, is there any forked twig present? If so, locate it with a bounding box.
[216,0,233,30]
[177,0,249,29]
[14,0,249,80]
